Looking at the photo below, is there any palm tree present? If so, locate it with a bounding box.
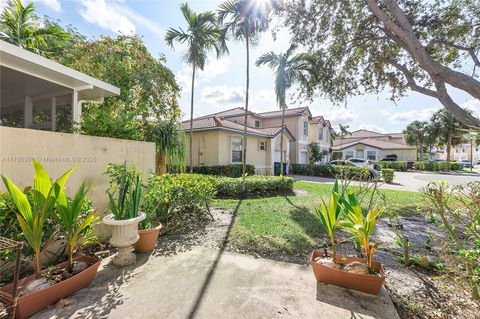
[165,3,223,173]
[431,109,468,161]
[150,119,186,175]
[404,120,429,160]
[0,0,69,55]
[256,45,311,174]
[218,0,273,179]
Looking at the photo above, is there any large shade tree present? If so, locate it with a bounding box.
[281,0,480,129]
[165,3,223,173]
[255,45,311,174]
[0,0,70,56]
[218,0,273,179]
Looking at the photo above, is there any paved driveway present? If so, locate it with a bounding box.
[293,171,480,192]
[35,246,399,319]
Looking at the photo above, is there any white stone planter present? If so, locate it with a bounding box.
[103,213,145,267]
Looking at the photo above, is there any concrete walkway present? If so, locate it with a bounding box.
[35,246,399,319]
[293,170,480,192]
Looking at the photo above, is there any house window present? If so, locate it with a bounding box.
[259,141,266,151]
[318,125,323,140]
[344,151,354,159]
[366,151,376,160]
[254,120,260,128]
[303,121,308,136]
[231,137,243,163]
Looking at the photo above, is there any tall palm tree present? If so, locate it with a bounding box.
[218,0,273,179]
[431,109,468,161]
[256,45,311,174]
[0,0,69,55]
[165,3,223,173]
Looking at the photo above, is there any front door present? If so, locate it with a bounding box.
[356,148,364,159]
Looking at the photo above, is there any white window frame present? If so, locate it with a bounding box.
[231,137,243,163]
[344,151,354,159]
[366,150,377,160]
[303,121,308,136]
[254,120,261,128]
[318,125,323,140]
[259,140,267,151]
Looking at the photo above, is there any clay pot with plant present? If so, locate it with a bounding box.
[134,209,162,253]
[310,180,385,295]
[103,164,145,266]
[1,161,101,319]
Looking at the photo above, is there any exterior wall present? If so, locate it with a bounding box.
[186,129,292,175]
[0,127,155,215]
[338,145,416,161]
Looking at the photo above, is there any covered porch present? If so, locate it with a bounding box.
[0,40,119,132]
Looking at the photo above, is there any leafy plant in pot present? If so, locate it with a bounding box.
[103,164,145,266]
[134,209,162,254]
[310,181,386,295]
[1,161,101,319]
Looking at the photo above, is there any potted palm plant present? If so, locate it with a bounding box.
[103,164,145,266]
[310,182,385,295]
[1,161,101,319]
[134,209,162,253]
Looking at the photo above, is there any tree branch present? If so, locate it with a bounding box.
[387,60,438,98]
[432,40,480,67]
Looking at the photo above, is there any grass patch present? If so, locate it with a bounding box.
[213,181,424,258]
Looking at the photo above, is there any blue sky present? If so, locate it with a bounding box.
[6,0,479,133]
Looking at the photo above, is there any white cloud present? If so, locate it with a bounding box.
[33,0,61,12]
[323,108,358,125]
[462,98,480,118]
[78,0,136,34]
[384,107,440,124]
[358,124,386,134]
[177,58,231,92]
[201,85,245,105]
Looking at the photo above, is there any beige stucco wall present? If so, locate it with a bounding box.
[0,127,155,215]
[186,129,292,175]
[378,149,417,161]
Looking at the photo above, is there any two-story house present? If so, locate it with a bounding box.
[181,106,333,174]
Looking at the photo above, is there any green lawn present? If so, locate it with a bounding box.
[213,181,424,258]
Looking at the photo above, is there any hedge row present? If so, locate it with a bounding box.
[290,163,370,180]
[215,175,294,198]
[413,161,462,171]
[191,164,255,177]
[378,161,408,171]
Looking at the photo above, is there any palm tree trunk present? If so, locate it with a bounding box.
[242,35,250,183]
[189,63,196,173]
[157,152,167,175]
[280,108,285,175]
[420,144,424,161]
[446,131,452,161]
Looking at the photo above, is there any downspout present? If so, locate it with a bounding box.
[74,97,104,132]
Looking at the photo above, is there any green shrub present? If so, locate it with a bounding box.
[379,161,408,171]
[144,174,217,231]
[189,164,255,177]
[290,164,370,180]
[414,161,461,172]
[382,169,395,183]
[215,175,294,198]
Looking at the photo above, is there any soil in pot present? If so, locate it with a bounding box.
[310,250,385,295]
[135,224,162,253]
[1,256,100,319]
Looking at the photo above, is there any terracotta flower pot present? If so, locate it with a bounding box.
[103,213,145,267]
[134,224,162,253]
[310,250,385,295]
[0,255,100,319]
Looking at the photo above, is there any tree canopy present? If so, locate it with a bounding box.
[281,0,480,129]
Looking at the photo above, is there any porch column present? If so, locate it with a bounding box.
[24,96,32,128]
[50,96,56,132]
[72,90,80,132]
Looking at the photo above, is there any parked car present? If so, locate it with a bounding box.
[327,160,347,166]
[380,157,396,162]
[476,159,480,165]
[347,158,369,167]
[460,159,474,168]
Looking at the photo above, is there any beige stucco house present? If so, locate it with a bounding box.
[182,106,334,174]
[332,129,417,161]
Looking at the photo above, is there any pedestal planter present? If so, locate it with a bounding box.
[310,250,385,295]
[0,256,100,319]
[103,213,145,267]
[134,224,162,253]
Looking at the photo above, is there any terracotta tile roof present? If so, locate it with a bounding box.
[349,129,386,138]
[256,107,310,118]
[332,138,416,150]
[182,116,295,140]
